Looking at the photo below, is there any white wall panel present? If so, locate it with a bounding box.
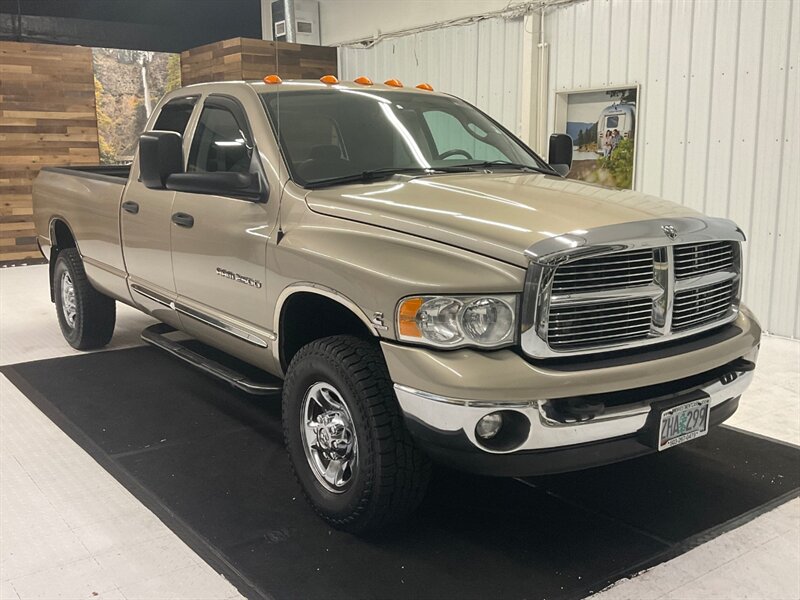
[338,17,524,135]
[546,0,799,338]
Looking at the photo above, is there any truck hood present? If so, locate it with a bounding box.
[305,173,701,267]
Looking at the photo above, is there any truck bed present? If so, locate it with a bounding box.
[32,165,131,302]
[41,164,131,184]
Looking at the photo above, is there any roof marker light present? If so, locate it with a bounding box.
[416,83,434,91]
[354,76,373,85]
[384,78,403,88]
[263,74,282,84]
[320,74,339,84]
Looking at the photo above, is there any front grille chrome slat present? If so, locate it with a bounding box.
[674,241,735,280]
[673,310,731,330]
[550,313,652,327]
[547,297,653,350]
[549,307,654,320]
[549,319,654,337]
[672,278,736,331]
[675,256,734,273]
[673,301,731,318]
[551,249,655,294]
[672,288,734,310]
[537,240,740,354]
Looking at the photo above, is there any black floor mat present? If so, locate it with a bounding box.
[4,346,799,600]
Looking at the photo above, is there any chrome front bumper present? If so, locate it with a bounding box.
[394,366,754,455]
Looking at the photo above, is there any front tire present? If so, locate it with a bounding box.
[282,335,431,533]
[53,248,116,349]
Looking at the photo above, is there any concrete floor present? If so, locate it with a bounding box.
[1,264,798,599]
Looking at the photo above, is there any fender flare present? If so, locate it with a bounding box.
[47,216,81,302]
[272,283,381,367]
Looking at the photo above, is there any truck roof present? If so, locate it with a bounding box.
[179,78,448,97]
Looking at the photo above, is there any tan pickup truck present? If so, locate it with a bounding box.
[32,77,760,532]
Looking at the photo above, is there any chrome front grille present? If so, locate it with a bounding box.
[551,250,654,293]
[548,298,653,349]
[520,218,744,359]
[674,241,735,279]
[672,279,736,331]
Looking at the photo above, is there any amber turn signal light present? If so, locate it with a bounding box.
[384,78,403,88]
[354,76,373,85]
[416,83,434,91]
[320,74,339,84]
[263,74,282,84]
[398,297,424,337]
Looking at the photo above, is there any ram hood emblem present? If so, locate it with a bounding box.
[661,224,679,240]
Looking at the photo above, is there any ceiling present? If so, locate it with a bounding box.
[0,0,262,53]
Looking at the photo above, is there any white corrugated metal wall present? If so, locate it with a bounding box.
[546,0,799,338]
[337,0,798,338]
[338,17,525,136]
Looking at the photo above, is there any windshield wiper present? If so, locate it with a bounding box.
[304,166,472,189]
[459,160,555,175]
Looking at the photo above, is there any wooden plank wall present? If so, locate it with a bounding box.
[0,41,100,265]
[181,37,337,85]
[0,38,334,264]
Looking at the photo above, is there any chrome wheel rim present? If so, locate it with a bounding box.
[300,382,358,493]
[60,271,77,328]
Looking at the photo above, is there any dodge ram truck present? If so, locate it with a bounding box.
[32,76,760,532]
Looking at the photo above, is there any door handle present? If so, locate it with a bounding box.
[171,212,194,228]
[122,201,139,214]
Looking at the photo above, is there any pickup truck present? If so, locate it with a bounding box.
[32,76,760,533]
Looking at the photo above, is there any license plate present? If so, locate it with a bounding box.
[658,398,710,451]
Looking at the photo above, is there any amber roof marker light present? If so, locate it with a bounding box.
[320,74,339,84]
[263,74,282,84]
[354,76,373,85]
[384,78,403,88]
[416,83,434,91]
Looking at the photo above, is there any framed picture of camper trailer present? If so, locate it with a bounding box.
[552,85,640,190]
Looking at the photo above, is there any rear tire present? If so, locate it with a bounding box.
[53,248,116,350]
[282,335,431,533]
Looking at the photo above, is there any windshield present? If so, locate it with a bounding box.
[260,89,550,187]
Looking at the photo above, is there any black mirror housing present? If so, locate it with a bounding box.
[165,171,267,202]
[139,131,184,189]
[548,133,573,176]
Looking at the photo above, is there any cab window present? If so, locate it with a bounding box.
[423,110,508,162]
[153,97,197,135]
[187,104,252,173]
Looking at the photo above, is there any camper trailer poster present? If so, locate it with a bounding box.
[561,87,637,189]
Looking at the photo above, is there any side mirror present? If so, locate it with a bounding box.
[139,131,183,189]
[165,171,267,202]
[548,133,573,177]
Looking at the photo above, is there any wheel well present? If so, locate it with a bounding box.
[51,219,77,251]
[48,219,77,301]
[279,292,375,371]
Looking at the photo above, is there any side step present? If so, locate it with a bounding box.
[141,323,282,396]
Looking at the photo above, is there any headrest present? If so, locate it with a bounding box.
[309,145,341,161]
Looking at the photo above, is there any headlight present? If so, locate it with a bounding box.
[397,294,517,348]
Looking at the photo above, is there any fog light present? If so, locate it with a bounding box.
[476,413,503,439]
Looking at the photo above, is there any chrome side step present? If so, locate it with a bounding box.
[141,323,282,396]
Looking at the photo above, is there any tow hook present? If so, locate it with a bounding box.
[720,359,756,385]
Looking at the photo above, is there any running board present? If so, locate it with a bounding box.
[141,323,282,396]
